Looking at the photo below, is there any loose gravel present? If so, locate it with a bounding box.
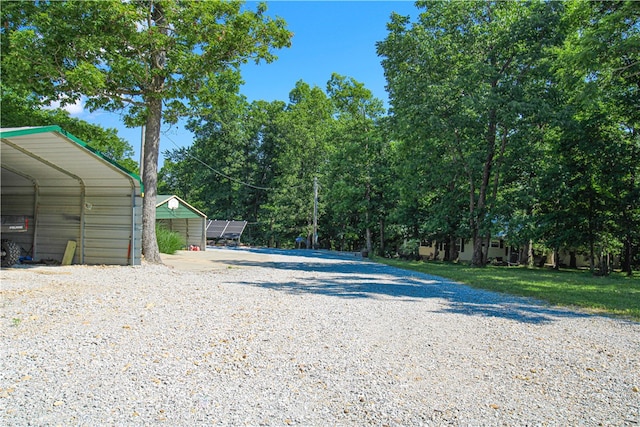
[1,248,639,426]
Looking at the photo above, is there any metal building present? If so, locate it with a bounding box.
[156,195,207,250]
[1,126,143,265]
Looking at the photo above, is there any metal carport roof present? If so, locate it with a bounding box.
[1,126,143,265]
[1,126,142,191]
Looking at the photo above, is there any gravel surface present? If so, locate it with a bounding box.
[1,247,639,426]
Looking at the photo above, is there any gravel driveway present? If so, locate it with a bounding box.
[1,247,638,426]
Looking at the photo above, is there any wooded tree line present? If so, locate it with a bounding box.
[2,1,638,274]
[160,1,638,274]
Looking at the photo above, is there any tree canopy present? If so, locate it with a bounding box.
[2,1,637,274]
[2,0,291,262]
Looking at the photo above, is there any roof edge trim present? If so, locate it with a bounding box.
[0,125,63,138]
[156,194,207,218]
[1,125,144,192]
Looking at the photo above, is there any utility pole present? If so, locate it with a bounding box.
[313,176,318,249]
[139,125,145,179]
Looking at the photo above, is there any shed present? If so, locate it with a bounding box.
[1,126,142,265]
[156,195,207,250]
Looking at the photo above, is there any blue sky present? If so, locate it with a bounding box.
[75,1,419,166]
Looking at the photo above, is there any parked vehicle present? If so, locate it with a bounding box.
[1,215,28,267]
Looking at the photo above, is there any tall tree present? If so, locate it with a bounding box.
[3,0,291,262]
[324,73,385,254]
[162,97,286,231]
[553,0,640,274]
[378,1,564,266]
[261,81,334,248]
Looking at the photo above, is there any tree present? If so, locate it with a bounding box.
[553,0,640,274]
[162,97,286,233]
[3,0,291,262]
[1,86,138,172]
[378,1,564,266]
[324,73,386,254]
[263,81,334,248]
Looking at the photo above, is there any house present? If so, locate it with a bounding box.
[420,238,602,269]
[419,238,516,264]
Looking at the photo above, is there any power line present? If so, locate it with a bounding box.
[162,133,306,192]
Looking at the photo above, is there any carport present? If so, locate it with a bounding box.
[156,195,207,250]
[0,126,142,265]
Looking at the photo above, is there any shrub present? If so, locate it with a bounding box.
[156,224,185,254]
[399,238,421,260]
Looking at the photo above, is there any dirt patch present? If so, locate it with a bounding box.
[160,247,271,272]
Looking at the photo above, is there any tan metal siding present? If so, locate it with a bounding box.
[2,127,143,266]
[34,191,82,262]
[0,170,36,259]
[83,193,140,265]
[158,218,205,249]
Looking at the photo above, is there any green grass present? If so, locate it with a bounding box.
[156,225,185,255]
[373,257,640,321]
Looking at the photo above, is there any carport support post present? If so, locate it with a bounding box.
[201,217,206,250]
[79,186,85,264]
[131,187,136,266]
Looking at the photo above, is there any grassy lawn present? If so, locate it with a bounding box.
[373,257,640,322]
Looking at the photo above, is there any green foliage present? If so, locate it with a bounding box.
[155,224,185,255]
[377,1,638,273]
[2,0,292,262]
[155,2,639,275]
[2,1,292,125]
[378,1,566,266]
[399,239,421,260]
[376,258,640,321]
[0,85,138,173]
[322,73,388,253]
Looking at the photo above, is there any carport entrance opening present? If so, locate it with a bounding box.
[1,126,142,266]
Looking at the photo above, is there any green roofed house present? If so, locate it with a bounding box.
[156,195,207,251]
[1,126,143,266]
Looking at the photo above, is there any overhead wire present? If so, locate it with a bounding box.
[162,132,307,191]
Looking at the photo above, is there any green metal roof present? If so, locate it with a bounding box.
[156,195,207,219]
[1,126,143,192]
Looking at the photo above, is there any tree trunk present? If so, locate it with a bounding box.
[589,238,595,274]
[365,206,372,255]
[140,2,168,264]
[520,243,528,266]
[471,108,498,267]
[623,235,633,276]
[483,232,491,264]
[448,235,459,262]
[379,218,385,257]
[365,178,373,255]
[141,96,163,263]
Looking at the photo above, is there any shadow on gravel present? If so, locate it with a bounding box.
[218,249,592,324]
